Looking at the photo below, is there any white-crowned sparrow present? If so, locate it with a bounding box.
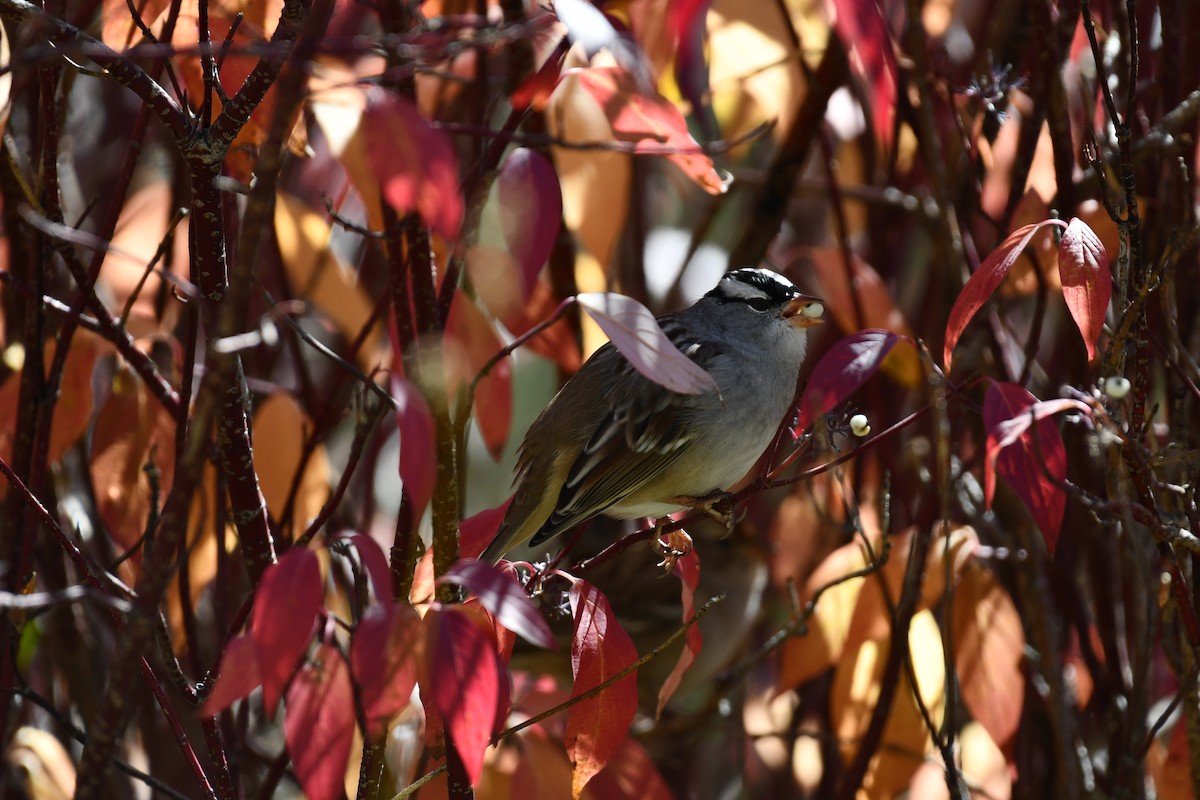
[480,268,824,564]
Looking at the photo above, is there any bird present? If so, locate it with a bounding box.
[479,267,824,565]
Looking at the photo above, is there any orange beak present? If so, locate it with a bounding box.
[783,296,825,328]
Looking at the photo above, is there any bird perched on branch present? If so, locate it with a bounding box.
[480,268,823,565]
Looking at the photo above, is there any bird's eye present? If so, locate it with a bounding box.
[745,296,772,312]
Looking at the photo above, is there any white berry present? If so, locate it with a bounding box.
[802,301,824,319]
[1103,376,1131,400]
[849,414,871,437]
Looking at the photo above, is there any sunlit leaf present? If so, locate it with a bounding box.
[252,392,329,528]
[364,90,463,240]
[350,602,420,736]
[284,644,355,800]
[656,550,702,716]
[438,559,555,649]
[952,563,1026,750]
[252,547,323,716]
[568,67,725,194]
[274,192,384,371]
[983,382,1068,552]
[1058,217,1112,361]
[566,579,638,798]
[577,292,716,395]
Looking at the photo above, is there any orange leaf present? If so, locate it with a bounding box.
[90,366,177,560]
[568,67,725,195]
[951,563,1025,750]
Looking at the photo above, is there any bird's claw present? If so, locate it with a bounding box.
[653,526,694,572]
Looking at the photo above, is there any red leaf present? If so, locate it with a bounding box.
[363,90,463,240]
[284,644,356,800]
[796,329,906,432]
[1058,217,1112,361]
[251,547,323,717]
[423,605,503,785]
[438,559,555,649]
[944,220,1064,369]
[951,563,1026,749]
[497,148,562,296]
[337,531,392,604]
[669,0,712,135]
[461,499,513,560]
[511,52,563,112]
[350,602,420,736]
[200,634,261,716]
[391,377,436,521]
[577,292,716,395]
[824,0,897,148]
[586,736,674,799]
[983,382,1068,552]
[569,67,725,194]
[656,550,702,717]
[566,580,638,799]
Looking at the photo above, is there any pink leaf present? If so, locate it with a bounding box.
[796,329,907,432]
[200,634,261,716]
[570,67,725,194]
[363,90,463,240]
[577,292,716,395]
[461,499,513,560]
[284,644,356,800]
[337,531,392,604]
[438,559,555,649]
[566,580,638,799]
[656,550,702,717]
[1058,217,1112,361]
[424,605,503,785]
[350,602,420,736]
[497,148,562,296]
[477,355,513,462]
[944,220,1064,369]
[391,376,436,521]
[251,547,323,717]
[983,382,1069,552]
[824,0,897,149]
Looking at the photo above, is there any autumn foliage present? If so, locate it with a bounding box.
[0,0,1199,798]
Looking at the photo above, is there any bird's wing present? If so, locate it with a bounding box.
[526,347,707,548]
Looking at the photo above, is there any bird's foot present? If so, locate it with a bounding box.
[671,490,737,536]
[653,523,694,572]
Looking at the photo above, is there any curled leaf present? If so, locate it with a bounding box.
[577,292,716,395]
[656,551,702,717]
[438,559,555,649]
[1058,217,1112,361]
[983,382,1069,552]
[944,221,1062,369]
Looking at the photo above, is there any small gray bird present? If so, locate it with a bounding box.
[480,268,823,564]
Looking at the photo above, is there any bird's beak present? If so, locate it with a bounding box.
[783,296,825,328]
